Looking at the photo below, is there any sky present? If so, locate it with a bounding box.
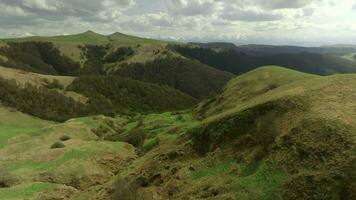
[0,0,355,46]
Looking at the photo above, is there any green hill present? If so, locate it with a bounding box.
[0,32,233,101]
[190,66,355,199]
[0,66,355,199]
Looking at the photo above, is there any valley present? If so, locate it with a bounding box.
[0,31,355,200]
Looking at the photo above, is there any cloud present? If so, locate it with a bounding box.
[164,0,219,16]
[0,0,355,46]
[22,0,58,11]
[220,6,283,22]
[253,0,316,10]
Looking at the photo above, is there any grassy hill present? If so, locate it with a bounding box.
[0,31,176,73]
[0,32,233,101]
[190,66,355,199]
[0,66,355,199]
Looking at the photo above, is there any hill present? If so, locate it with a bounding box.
[0,31,175,74]
[0,67,197,122]
[0,66,355,199]
[172,44,356,75]
[191,42,356,56]
[0,32,233,101]
[189,66,355,199]
[113,58,234,99]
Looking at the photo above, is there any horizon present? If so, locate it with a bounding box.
[2,29,356,48]
[0,0,355,46]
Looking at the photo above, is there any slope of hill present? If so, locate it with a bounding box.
[0,31,176,74]
[190,66,355,199]
[0,66,355,199]
[0,108,136,199]
[0,67,198,122]
[113,58,235,99]
[0,32,233,101]
[172,44,356,75]
[0,66,75,88]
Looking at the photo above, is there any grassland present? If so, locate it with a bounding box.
[0,65,355,199]
[0,66,75,88]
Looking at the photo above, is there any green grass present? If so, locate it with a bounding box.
[0,107,53,148]
[191,160,286,199]
[0,182,57,199]
[142,138,159,152]
[198,66,319,122]
[235,162,286,200]
[0,126,44,148]
[5,141,126,175]
[192,160,239,179]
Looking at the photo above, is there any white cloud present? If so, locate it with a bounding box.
[22,0,58,11]
[0,0,355,46]
[164,0,219,16]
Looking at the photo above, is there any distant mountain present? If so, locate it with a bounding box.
[171,44,356,75]
[191,42,356,56]
[189,42,239,49]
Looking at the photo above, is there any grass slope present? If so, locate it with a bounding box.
[191,66,356,199]
[0,66,75,88]
[1,65,355,199]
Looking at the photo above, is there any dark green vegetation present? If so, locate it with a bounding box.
[0,77,87,122]
[172,44,356,75]
[50,142,65,149]
[0,74,197,122]
[79,45,135,74]
[68,75,197,115]
[113,58,234,99]
[0,42,80,75]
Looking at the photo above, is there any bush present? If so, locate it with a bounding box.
[0,169,17,188]
[59,135,71,141]
[143,138,159,153]
[124,128,147,148]
[0,77,90,122]
[50,141,65,149]
[45,79,63,89]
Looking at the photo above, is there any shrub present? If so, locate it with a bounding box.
[50,141,65,149]
[45,79,63,89]
[59,135,71,141]
[143,138,159,153]
[176,115,184,121]
[125,128,147,148]
[0,169,17,188]
[0,77,90,122]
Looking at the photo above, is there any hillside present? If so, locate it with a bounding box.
[0,67,198,122]
[0,31,177,74]
[172,44,356,75]
[190,66,356,199]
[113,58,234,99]
[0,32,233,101]
[0,66,355,199]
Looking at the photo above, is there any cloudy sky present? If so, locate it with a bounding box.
[0,0,355,46]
